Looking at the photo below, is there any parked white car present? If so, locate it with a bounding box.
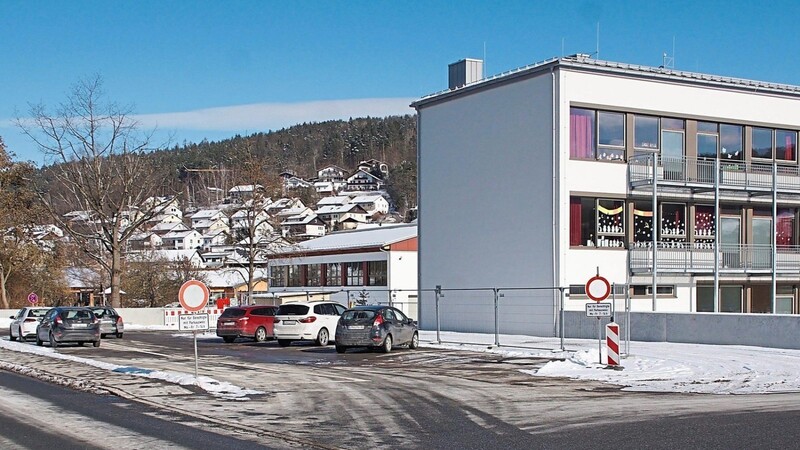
[273,301,347,346]
[9,307,51,341]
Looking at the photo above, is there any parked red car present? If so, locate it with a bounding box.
[216,305,278,343]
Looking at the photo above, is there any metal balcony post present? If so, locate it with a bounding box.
[714,158,720,312]
[652,153,658,311]
[772,162,777,313]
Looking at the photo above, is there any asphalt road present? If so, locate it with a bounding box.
[3,330,800,449]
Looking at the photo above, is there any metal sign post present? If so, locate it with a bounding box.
[179,313,209,381]
[586,303,612,364]
[193,330,199,379]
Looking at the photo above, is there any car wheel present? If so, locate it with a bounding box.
[278,339,292,347]
[222,336,236,343]
[409,331,419,349]
[315,328,329,346]
[381,334,393,353]
[49,332,58,349]
[335,345,347,354]
[116,333,123,339]
[9,327,16,341]
[36,334,43,346]
[254,327,267,342]
[93,340,101,348]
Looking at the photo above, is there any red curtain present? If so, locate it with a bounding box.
[570,198,582,246]
[570,112,594,159]
[786,134,794,161]
[777,212,794,246]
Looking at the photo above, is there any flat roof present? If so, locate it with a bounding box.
[412,54,800,108]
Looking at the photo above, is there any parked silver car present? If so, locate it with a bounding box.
[90,306,124,338]
[335,306,419,353]
[36,307,101,348]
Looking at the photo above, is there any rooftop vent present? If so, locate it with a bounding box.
[448,58,484,90]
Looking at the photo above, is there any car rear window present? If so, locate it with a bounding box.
[276,305,309,316]
[62,310,92,319]
[220,308,246,318]
[28,309,48,318]
[91,308,110,318]
[341,310,376,322]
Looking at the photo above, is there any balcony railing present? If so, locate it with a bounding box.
[628,154,800,193]
[629,243,800,273]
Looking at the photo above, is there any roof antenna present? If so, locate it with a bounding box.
[660,37,676,69]
[595,22,600,59]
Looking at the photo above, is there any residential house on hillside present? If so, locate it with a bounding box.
[357,159,389,178]
[149,221,189,237]
[192,217,229,236]
[266,198,304,215]
[283,176,312,191]
[144,214,183,231]
[316,195,351,208]
[351,193,390,215]
[318,165,347,182]
[230,208,274,238]
[128,231,163,251]
[162,229,203,250]
[201,230,229,251]
[190,209,227,228]
[281,213,326,239]
[229,184,262,201]
[315,204,369,230]
[346,169,385,191]
[128,249,205,268]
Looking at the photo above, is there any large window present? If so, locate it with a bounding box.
[776,130,796,162]
[661,203,686,242]
[367,261,387,286]
[720,124,743,161]
[632,201,653,245]
[597,111,625,161]
[345,262,363,286]
[697,122,718,159]
[752,127,773,159]
[271,266,287,287]
[287,265,301,287]
[777,209,796,247]
[570,108,595,159]
[634,115,659,150]
[326,263,341,286]
[694,205,716,248]
[570,196,624,247]
[307,264,321,287]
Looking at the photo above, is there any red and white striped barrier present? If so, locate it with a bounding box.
[163,308,225,329]
[606,322,620,366]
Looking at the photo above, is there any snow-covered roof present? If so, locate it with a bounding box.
[150,222,188,232]
[229,184,262,194]
[351,194,386,204]
[191,209,225,220]
[202,268,269,288]
[316,204,365,215]
[127,249,203,263]
[163,230,200,239]
[282,214,320,226]
[284,223,416,253]
[316,195,351,207]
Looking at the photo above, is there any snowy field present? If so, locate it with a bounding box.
[3,315,800,396]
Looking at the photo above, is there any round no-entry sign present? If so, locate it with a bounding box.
[27,292,38,305]
[585,275,611,302]
[178,280,209,312]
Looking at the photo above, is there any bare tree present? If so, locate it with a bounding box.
[17,76,181,308]
[228,149,291,302]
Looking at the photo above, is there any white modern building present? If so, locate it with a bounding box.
[413,55,800,334]
[268,223,418,318]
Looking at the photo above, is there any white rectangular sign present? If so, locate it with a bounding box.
[179,313,209,331]
[586,303,612,317]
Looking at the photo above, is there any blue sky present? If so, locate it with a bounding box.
[3,1,800,164]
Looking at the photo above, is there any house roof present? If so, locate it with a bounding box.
[163,230,200,239]
[351,194,386,204]
[202,268,268,288]
[284,223,416,253]
[413,54,800,109]
[315,204,366,215]
[191,209,225,220]
[282,214,320,226]
[127,249,204,263]
[316,195,351,207]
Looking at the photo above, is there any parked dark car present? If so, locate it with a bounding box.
[216,305,278,343]
[90,306,124,339]
[335,306,419,353]
[36,307,101,348]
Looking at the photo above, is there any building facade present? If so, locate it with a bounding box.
[414,55,800,334]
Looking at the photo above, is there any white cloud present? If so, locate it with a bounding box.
[133,98,416,132]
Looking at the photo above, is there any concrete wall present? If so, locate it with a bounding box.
[417,71,556,335]
[564,310,800,350]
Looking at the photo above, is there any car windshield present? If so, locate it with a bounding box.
[276,305,309,316]
[28,309,48,318]
[219,309,246,318]
[341,310,376,322]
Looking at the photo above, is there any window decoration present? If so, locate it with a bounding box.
[632,203,653,246]
[596,199,625,247]
[634,115,659,150]
[661,203,686,244]
[720,124,743,161]
[694,205,715,249]
[777,209,795,247]
[597,111,625,161]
